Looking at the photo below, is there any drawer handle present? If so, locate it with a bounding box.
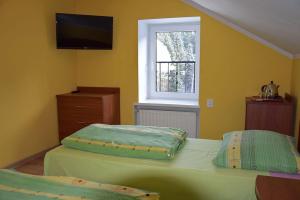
[75,105,88,108]
[77,121,88,124]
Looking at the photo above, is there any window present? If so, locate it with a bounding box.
[138,17,200,105]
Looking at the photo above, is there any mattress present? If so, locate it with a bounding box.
[45,138,268,200]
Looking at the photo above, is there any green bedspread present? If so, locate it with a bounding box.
[45,139,268,200]
[62,124,187,160]
[0,169,158,200]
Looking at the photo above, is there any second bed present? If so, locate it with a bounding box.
[44,138,268,200]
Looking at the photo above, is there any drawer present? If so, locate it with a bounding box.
[58,120,100,140]
[58,110,102,123]
[58,108,102,121]
[57,96,102,110]
[57,97,103,119]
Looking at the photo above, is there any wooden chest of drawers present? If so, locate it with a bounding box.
[245,95,295,136]
[57,87,120,141]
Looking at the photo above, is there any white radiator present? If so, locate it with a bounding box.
[134,104,199,138]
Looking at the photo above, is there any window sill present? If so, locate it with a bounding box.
[138,99,199,108]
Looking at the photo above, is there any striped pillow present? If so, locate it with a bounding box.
[213,130,300,173]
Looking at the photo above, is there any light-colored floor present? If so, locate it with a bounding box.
[14,155,45,176]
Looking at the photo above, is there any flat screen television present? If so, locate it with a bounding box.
[56,13,113,50]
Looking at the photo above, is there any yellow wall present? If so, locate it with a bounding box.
[0,0,295,167]
[75,0,293,139]
[0,0,76,167]
[292,59,300,139]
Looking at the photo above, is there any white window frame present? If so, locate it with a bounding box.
[138,17,200,105]
[148,23,200,101]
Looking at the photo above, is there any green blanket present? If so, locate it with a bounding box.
[0,169,159,200]
[62,124,187,160]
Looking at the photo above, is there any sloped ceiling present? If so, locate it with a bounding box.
[185,0,300,58]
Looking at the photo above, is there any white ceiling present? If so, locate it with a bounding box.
[187,0,300,58]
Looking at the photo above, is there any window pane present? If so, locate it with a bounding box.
[156,31,196,93]
[156,31,196,62]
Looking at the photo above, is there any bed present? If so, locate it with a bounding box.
[0,169,159,200]
[44,122,300,200]
[45,138,271,200]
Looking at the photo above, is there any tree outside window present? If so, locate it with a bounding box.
[156,31,196,93]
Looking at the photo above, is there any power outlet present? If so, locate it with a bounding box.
[207,99,214,108]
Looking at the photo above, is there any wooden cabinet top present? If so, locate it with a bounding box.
[256,175,300,200]
[246,95,293,105]
[57,93,113,98]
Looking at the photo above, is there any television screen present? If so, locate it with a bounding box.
[56,13,113,50]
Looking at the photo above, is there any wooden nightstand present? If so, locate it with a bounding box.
[245,94,295,136]
[256,175,300,200]
[56,87,120,141]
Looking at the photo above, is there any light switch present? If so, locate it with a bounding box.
[207,99,214,108]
